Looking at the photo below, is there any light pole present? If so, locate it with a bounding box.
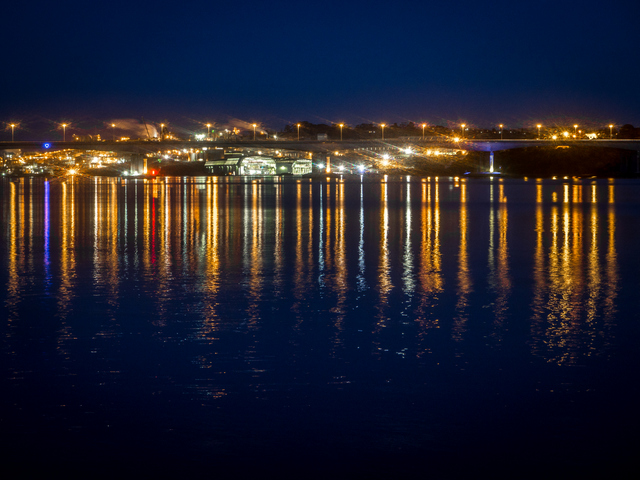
[339,123,344,141]
[609,124,613,139]
[297,123,300,141]
[422,123,426,140]
[160,124,165,140]
[10,124,15,142]
[62,123,67,142]
[381,124,386,141]
[253,124,257,141]
[461,124,465,139]
[111,123,116,142]
[574,124,578,138]
[499,124,503,140]
[207,123,211,139]
[537,124,541,140]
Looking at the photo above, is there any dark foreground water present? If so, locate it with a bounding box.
[1,175,639,478]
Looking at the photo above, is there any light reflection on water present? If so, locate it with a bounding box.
[0,176,630,360]
[0,175,638,474]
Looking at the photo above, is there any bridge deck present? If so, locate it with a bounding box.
[1,138,640,153]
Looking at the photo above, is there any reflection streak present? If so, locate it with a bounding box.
[376,181,392,327]
[415,179,442,352]
[453,181,471,344]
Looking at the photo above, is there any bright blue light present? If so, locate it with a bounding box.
[43,143,51,149]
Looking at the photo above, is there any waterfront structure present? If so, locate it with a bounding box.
[3,137,640,177]
[205,156,314,176]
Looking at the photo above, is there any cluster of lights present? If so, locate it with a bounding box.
[315,161,368,174]
[453,122,618,141]
[426,149,457,156]
[533,123,618,140]
[3,146,131,176]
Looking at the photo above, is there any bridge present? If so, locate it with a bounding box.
[2,138,640,153]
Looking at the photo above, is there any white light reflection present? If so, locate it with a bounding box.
[402,179,415,297]
[357,182,366,293]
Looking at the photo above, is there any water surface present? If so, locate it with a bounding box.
[1,175,639,478]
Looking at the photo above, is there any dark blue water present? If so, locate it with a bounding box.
[1,175,639,478]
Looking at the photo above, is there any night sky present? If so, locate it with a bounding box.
[3,0,640,137]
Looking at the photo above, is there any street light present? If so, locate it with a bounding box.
[461,124,466,138]
[609,124,613,139]
[207,123,211,139]
[111,123,116,142]
[339,123,344,141]
[422,123,426,140]
[574,124,578,138]
[297,123,300,141]
[62,123,67,142]
[253,124,257,141]
[499,124,503,140]
[10,124,15,142]
[537,124,541,139]
[381,124,386,141]
[160,124,165,140]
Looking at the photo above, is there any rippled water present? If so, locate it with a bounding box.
[1,175,639,478]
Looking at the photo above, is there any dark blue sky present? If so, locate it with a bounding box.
[3,0,639,136]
